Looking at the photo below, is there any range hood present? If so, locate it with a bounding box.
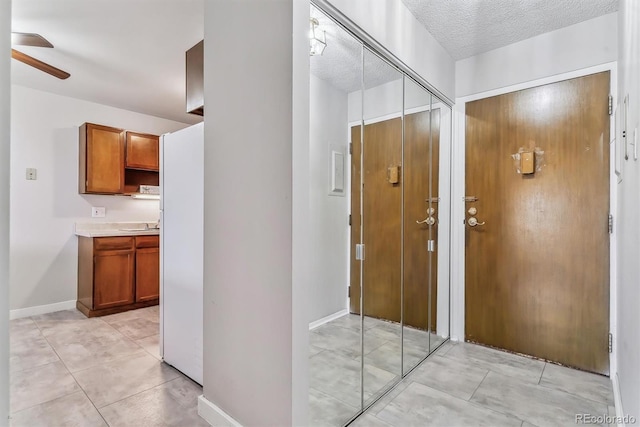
[131,185,160,200]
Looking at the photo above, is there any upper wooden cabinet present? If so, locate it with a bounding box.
[186,40,204,116]
[79,123,125,194]
[126,131,159,171]
[79,123,160,195]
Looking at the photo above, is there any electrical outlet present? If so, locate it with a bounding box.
[91,207,106,218]
[26,168,37,180]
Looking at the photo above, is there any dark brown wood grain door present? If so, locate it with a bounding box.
[350,125,362,315]
[350,118,403,321]
[465,72,610,374]
[349,112,439,327]
[403,109,439,331]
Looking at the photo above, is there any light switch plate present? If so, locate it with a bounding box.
[26,168,37,180]
[91,207,106,218]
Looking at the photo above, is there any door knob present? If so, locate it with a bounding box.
[467,217,485,227]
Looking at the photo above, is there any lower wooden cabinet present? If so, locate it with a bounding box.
[135,236,160,302]
[77,235,159,317]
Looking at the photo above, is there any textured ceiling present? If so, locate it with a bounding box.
[11,1,619,121]
[401,0,618,60]
[12,0,203,124]
[310,6,402,94]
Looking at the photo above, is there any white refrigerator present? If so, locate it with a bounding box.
[160,122,204,385]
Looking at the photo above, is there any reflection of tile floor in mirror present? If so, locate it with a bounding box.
[309,314,446,426]
[9,307,207,427]
[310,315,615,427]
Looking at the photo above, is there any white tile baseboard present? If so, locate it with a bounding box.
[9,300,76,320]
[309,309,348,331]
[198,395,242,427]
[612,373,627,427]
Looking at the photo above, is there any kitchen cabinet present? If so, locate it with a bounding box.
[135,236,160,302]
[126,131,159,171]
[77,235,159,317]
[79,123,160,195]
[79,123,125,194]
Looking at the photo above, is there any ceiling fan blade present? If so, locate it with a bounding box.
[11,32,53,48]
[11,49,70,80]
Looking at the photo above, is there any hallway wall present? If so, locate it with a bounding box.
[616,0,640,420]
[308,74,349,323]
[456,12,617,98]
[0,1,9,423]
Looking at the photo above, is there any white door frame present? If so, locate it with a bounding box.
[450,61,618,377]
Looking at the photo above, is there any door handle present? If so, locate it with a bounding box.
[467,217,485,227]
[416,217,436,226]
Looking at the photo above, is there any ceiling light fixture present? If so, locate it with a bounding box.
[309,18,326,56]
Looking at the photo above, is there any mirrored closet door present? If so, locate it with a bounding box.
[308,3,452,426]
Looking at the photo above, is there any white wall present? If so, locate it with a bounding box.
[0,1,10,423]
[616,0,640,420]
[308,74,349,323]
[456,13,618,98]
[327,0,455,102]
[348,78,437,123]
[202,0,308,425]
[10,85,188,311]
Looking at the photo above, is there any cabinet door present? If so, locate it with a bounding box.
[94,250,135,309]
[126,132,159,171]
[136,247,159,302]
[83,123,125,194]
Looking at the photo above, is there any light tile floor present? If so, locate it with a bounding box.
[310,314,615,427]
[10,308,616,427]
[9,306,206,427]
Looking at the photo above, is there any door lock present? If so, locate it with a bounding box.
[468,207,477,216]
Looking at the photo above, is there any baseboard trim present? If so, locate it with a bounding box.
[309,309,348,330]
[198,395,242,427]
[10,300,76,320]
[612,373,626,427]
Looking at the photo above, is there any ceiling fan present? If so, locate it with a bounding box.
[11,32,70,80]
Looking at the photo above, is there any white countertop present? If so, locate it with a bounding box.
[75,222,160,238]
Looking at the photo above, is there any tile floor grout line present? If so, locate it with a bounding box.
[8,389,91,419]
[67,342,155,375]
[467,369,490,402]
[309,385,360,412]
[538,362,546,385]
[535,381,614,408]
[456,390,530,426]
[96,375,184,411]
[73,377,111,427]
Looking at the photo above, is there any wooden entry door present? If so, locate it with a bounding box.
[350,109,440,331]
[465,72,610,374]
